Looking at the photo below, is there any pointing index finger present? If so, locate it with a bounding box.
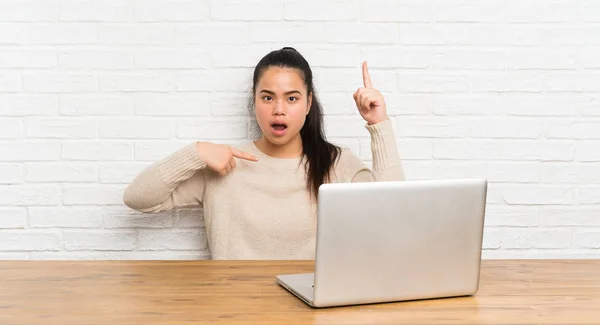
[362,61,372,88]
[231,148,259,162]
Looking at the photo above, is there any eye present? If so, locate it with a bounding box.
[262,95,273,101]
[288,96,298,102]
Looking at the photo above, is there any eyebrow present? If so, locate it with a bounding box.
[260,89,303,96]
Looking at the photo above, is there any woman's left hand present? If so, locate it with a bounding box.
[353,61,388,125]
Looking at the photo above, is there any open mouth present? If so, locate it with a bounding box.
[271,123,288,131]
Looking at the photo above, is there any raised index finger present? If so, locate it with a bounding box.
[362,61,372,88]
[231,148,259,162]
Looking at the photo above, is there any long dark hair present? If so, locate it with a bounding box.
[250,47,340,198]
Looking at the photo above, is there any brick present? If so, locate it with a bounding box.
[59,50,133,69]
[484,205,540,227]
[467,161,540,183]
[508,0,577,23]
[471,72,544,93]
[0,163,24,184]
[134,141,192,161]
[501,140,574,161]
[542,27,587,46]
[0,49,56,68]
[577,186,600,204]
[63,184,126,205]
[0,23,24,44]
[136,0,209,21]
[314,68,397,93]
[468,25,544,46]
[64,230,136,251]
[98,72,172,92]
[575,141,600,162]
[25,117,97,139]
[60,0,133,21]
[175,23,251,45]
[0,95,58,116]
[573,230,600,249]
[482,249,539,259]
[60,94,134,116]
[325,23,397,44]
[469,118,542,139]
[398,72,470,93]
[501,94,581,116]
[544,119,600,139]
[175,69,253,92]
[99,119,175,139]
[296,46,359,68]
[134,93,211,116]
[177,118,247,140]
[506,49,576,70]
[0,141,61,162]
[209,92,250,116]
[103,208,173,228]
[362,47,431,69]
[135,49,210,69]
[500,228,572,249]
[541,163,600,184]
[28,206,104,228]
[433,94,505,116]
[0,207,26,229]
[211,0,282,21]
[434,0,505,22]
[209,45,276,68]
[23,23,97,44]
[432,49,505,70]
[396,116,469,138]
[581,0,600,22]
[537,250,600,259]
[99,24,173,45]
[284,1,358,21]
[0,71,21,92]
[482,228,502,249]
[545,72,600,92]
[22,72,96,93]
[0,230,61,251]
[433,140,503,160]
[248,23,324,43]
[25,162,97,182]
[496,184,574,205]
[579,48,600,69]
[0,253,30,260]
[0,185,61,206]
[399,23,470,45]
[98,162,147,184]
[541,207,600,227]
[360,0,431,22]
[400,160,468,180]
[0,118,22,139]
[138,229,207,250]
[62,141,133,161]
[0,0,59,21]
[317,92,356,115]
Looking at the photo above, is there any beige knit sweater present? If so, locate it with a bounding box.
[123,118,405,260]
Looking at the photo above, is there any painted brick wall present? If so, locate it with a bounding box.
[1,0,599,260]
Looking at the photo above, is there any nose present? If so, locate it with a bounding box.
[273,100,286,116]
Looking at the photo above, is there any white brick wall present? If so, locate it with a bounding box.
[1,0,599,260]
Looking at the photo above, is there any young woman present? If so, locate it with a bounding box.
[123,47,405,260]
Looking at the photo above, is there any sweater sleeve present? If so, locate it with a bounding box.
[123,142,208,213]
[349,118,405,183]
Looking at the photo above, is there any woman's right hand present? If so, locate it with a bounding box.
[195,142,258,176]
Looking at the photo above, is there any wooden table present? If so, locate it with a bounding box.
[0,260,599,324]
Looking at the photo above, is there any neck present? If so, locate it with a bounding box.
[255,134,303,158]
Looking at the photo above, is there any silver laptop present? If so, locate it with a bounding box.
[276,178,488,308]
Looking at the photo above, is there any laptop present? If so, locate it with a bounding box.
[276,178,488,308]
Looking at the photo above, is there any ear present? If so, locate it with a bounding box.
[307,92,312,115]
